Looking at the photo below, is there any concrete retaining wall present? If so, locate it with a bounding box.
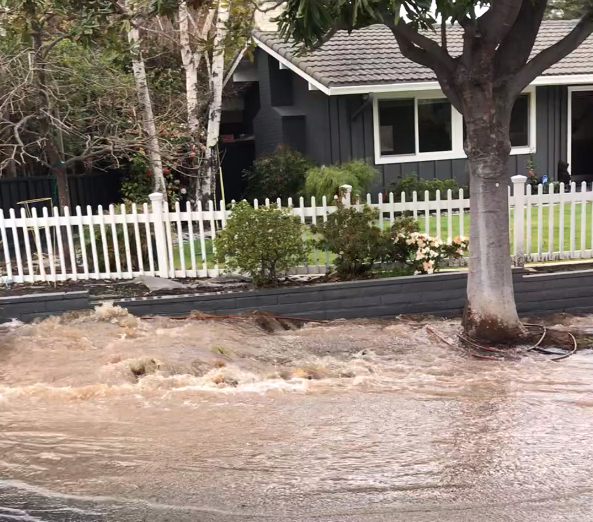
[2,269,593,323]
[0,291,90,324]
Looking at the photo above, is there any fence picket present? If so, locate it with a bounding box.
[64,207,77,279]
[163,202,175,278]
[559,183,566,257]
[435,190,441,240]
[525,184,532,256]
[446,190,453,242]
[186,202,196,276]
[97,205,110,277]
[21,208,34,278]
[322,196,329,268]
[311,196,318,270]
[42,207,57,281]
[120,204,133,277]
[175,201,186,277]
[424,190,430,235]
[569,182,576,257]
[76,206,89,279]
[458,188,464,238]
[209,200,219,275]
[142,202,155,275]
[389,192,395,227]
[131,204,144,274]
[9,209,24,280]
[378,193,384,230]
[0,209,11,281]
[537,184,543,257]
[31,207,46,281]
[87,205,100,278]
[412,191,418,220]
[197,200,207,275]
[548,185,555,258]
[581,182,587,256]
[109,205,122,278]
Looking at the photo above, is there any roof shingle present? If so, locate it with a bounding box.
[254,21,593,88]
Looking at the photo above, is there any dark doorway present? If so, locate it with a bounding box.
[570,90,593,181]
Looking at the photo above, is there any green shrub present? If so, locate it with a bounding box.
[311,203,383,278]
[389,174,462,200]
[243,146,313,202]
[214,201,308,285]
[305,160,378,202]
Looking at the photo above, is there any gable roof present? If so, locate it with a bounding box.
[254,21,593,93]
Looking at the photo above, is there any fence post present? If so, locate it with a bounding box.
[149,192,169,278]
[511,175,527,267]
[341,184,352,206]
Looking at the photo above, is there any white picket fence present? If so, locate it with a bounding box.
[0,175,591,284]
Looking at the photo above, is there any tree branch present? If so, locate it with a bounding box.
[494,0,547,82]
[511,12,593,94]
[477,0,523,48]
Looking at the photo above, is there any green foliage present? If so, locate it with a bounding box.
[389,174,462,200]
[214,201,308,285]
[120,154,191,205]
[243,146,313,202]
[311,203,383,278]
[305,160,378,202]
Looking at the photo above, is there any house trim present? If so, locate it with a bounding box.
[254,38,331,95]
[567,85,593,173]
[252,37,593,97]
[372,87,536,165]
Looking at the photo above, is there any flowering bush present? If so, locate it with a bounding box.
[390,232,469,274]
[214,201,308,286]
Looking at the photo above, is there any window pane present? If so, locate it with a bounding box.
[510,94,529,147]
[378,99,415,155]
[418,99,452,153]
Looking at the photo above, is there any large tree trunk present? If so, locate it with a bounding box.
[197,0,229,203]
[126,6,167,197]
[462,93,524,342]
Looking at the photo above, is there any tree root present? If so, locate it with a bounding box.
[423,322,579,362]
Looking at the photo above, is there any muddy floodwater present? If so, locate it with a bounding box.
[2,305,593,522]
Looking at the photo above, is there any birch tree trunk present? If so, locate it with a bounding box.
[126,5,167,197]
[197,0,229,203]
[179,1,200,137]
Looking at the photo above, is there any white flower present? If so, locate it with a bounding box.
[427,268,434,274]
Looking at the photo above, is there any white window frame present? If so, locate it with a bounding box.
[373,86,536,165]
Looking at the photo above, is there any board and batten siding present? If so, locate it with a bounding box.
[252,49,568,191]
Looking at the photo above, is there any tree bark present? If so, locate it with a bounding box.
[179,1,200,137]
[462,93,524,342]
[197,0,229,203]
[126,4,167,198]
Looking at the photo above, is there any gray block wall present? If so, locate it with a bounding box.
[2,269,593,324]
[0,291,91,324]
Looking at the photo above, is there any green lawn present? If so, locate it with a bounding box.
[171,202,591,270]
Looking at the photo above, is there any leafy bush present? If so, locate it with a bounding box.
[305,160,378,202]
[311,203,384,278]
[214,201,308,285]
[389,174,462,200]
[243,146,313,202]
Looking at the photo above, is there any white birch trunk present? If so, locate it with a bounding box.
[179,1,200,137]
[197,0,229,202]
[126,4,167,197]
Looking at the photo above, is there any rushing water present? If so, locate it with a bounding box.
[2,305,593,521]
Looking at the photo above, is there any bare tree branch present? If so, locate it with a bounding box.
[477,0,523,47]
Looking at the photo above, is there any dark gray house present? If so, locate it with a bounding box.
[234,21,593,190]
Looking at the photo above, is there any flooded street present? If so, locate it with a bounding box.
[2,306,593,521]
